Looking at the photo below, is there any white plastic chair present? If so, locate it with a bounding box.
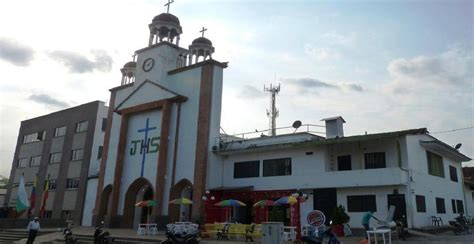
[137,224,147,235]
[149,224,158,235]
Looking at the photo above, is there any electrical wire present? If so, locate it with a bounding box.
[430,126,474,134]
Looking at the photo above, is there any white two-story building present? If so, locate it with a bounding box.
[204,117,471,231]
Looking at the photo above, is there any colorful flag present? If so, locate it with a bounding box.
[28,174,38,217]
[16,175,30,213]
[40,176,50,218]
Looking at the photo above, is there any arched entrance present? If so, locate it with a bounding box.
[98,185,113,223]
[169,179,193,222]
[123,178,154,228]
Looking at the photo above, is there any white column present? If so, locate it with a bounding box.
[148,33,154,46]
[176,35,180,46]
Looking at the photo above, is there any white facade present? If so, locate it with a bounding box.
[209,129,471,228]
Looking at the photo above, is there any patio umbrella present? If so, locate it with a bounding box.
[275,196,298,205]
[214,199,246,207]
[135,200,158,207]
[253,200,279,222]
[253,200,278,207]
[214,199,246,222]
[169,197,193,205]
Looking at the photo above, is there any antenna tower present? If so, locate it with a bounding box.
[264,83,280,136]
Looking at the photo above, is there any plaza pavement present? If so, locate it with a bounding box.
[8,227,474,244]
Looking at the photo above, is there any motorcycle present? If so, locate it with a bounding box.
[94,221,112,244]
[63,227,77,244]
[449,214,472,235]
[301,222,340,244]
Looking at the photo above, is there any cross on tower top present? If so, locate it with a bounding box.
[164,0,174,13]
[200,27,208,37]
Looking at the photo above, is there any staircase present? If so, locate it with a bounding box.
[0,229,29,242]
[0,229,56,243]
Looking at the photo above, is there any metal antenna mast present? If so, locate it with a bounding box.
[264,83,280,136]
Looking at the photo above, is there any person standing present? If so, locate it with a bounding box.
[362,211,379,238]
[26,217,40,244]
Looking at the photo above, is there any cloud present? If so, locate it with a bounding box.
[285,78,338,89]
[239,85,266,98]
[387,46,472,92]
[304,45,339,62]
[0,38,35,66]
[284,78,363,93]
[28,94,70,109]
[48,49,113,73]
[342,83,364,92]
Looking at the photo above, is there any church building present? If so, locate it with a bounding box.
[82,3,472,233]
[88,6,226,228]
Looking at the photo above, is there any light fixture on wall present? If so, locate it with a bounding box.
[202,190,215,201]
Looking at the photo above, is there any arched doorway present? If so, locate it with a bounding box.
[98,185,113,223]
[169,179,193,222]
[123,178,154,228]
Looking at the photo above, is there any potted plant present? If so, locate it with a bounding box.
[330,205,350,236]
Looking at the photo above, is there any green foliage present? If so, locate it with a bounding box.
[331,205,350,225]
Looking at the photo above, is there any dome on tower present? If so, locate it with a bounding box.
[152,13,180,25]
[192,37,212,46]
[148,12,183,46]
[123,61,136,68]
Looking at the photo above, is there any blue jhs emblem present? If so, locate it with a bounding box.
[131,118,160,177]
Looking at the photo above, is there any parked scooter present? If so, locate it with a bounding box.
[94,221,112,244]
[449,213,472,235]
[63,226,77,244]
[301,222,340,244]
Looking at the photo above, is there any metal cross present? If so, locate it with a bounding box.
[200,27,208,37]
[137,118,157,177]
[164,0,174,13]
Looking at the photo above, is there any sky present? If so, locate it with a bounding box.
[0,0,473,177]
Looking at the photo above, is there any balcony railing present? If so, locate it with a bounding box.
[215,124,325,151]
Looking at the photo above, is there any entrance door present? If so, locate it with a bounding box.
[387,194,407,226]
[313,188,337,225]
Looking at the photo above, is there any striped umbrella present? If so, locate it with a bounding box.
[169,197,193,205]
[135,200,158,207]
[276,196,298,205]
[214,199,247,207]
[253,200,279,208]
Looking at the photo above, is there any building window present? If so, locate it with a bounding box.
[54,126,66,137]
[263,158,292,177]
[66,178,80,189]
[452,199,457,213]
[347,195,377,212]
[427,151,444,177]
[71,149,83,161]
[61,210,74,221]
[436,197,446,214]
[337,155,352,171]
[449,166,458,182]
[234,160,259,178]
[29,156,41,167]
[49,152,62,164]
[416,195,426,212]
[18,158,29,168]
[48,180,57,190]
[75,121,88,133]
[101,118,107,131]
[23,131,46,144]
[97,146,103,159]
[43,210,52,219]
[456,200,464,214]
[364,152,386,169]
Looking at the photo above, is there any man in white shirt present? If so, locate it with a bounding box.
[26,217,40,244]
